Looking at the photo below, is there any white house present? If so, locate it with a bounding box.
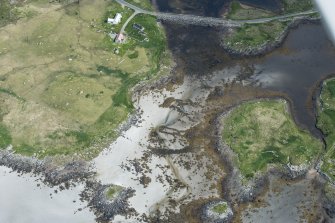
[107,13,122,25]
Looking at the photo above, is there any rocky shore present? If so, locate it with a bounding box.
[0,149,93,186]
[0,148,139,222]
[323,189,335,219]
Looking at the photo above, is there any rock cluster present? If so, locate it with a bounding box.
[0,150,93,186]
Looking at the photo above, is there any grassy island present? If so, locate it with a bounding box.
[224,21,287,52]
[222,100,322,179]
[106,185,123,200]
[223,0,316,54]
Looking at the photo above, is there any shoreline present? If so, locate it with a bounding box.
[214,98,316,198]
[0,149,93,186]
[0,12,335,222]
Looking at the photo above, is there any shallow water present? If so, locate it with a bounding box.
[163,20,335,137]
[0,166,95,223]
[241,174,324,223]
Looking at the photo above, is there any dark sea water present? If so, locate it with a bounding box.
[153,1,335,219]
[250,24,335,137]
[158,0,335,137]
[155,0,282,17]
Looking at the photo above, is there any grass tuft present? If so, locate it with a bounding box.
[212,203,228,214]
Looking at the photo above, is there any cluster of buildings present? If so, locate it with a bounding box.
[107,13,146,44]
[107,13,126,43]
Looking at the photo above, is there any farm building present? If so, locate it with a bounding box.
[107,13,122,25]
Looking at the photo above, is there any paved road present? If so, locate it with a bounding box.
[241,9,317,24]
[116,0,155,15]
[115,0,317,30]
[120,12,138,33]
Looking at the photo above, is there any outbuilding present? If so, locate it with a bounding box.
[132,23,144,31]
[115,33,126,43]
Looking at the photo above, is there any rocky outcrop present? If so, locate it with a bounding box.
[201,201,233,223]
[81,181,136,223]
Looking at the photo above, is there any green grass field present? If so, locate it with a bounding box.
[127,0,154,11]
[227,1,274,20]
[317,79,335,181]
[222,100,322,179]
[0,0,167,159]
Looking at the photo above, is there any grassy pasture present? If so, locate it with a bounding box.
[227,1,274,20]
[126,0,153,11]
[224,21,287,51]
[0,0,166,159]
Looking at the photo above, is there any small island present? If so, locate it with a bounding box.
[221,0,318,56]
[222,100,322,179]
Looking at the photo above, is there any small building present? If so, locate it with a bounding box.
[107,13,122,25]
[109,32,117,40]
[132,23,144,31]
[115,33,126,43]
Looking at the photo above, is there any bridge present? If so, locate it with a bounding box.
[116,0,241,28]
[116,0,317,32]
